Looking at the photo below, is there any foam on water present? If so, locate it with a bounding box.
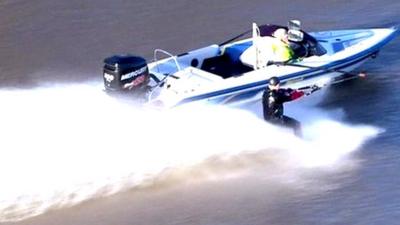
[0,83,381,222]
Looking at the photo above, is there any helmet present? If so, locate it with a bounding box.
[273,28,287,39]
[269,77,280,86]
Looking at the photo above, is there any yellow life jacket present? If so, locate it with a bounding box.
[272,39,294,61]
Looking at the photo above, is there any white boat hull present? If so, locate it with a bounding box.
[102,24,398,108]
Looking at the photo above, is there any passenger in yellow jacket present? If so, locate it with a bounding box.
[272,28,294,62]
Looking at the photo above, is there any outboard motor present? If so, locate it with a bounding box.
[103,55,150,93]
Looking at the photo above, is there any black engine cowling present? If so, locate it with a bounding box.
[103,55,149,92]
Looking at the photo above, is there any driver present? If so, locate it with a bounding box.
[271,28,295,62]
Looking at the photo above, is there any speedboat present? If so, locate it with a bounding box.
[102,21,398,108]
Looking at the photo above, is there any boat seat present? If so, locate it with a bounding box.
[223,40,253,63]
[239,36,277,68]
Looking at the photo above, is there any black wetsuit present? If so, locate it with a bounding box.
[262,87,304,136]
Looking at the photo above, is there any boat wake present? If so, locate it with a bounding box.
[0,83,381,222]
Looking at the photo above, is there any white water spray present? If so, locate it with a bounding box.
[0,83,381,222]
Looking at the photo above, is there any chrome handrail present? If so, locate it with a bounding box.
[153,49,181,72]
[148,49,181,102]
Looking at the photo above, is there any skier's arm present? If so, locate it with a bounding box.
[290,89,304,100]
[283,88,304,101]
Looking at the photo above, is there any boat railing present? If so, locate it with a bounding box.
[153,49,182,73]
[147,49,182,103]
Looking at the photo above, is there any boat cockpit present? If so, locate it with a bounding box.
[149,21,328,83]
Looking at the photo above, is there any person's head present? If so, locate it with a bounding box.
[273,28,288,42]
[268,76,280,90]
